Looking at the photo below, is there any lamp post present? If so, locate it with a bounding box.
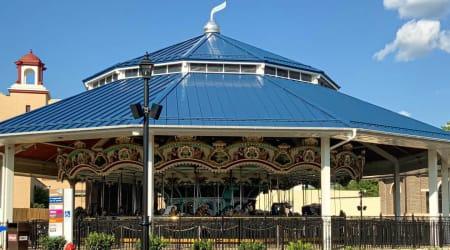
[139,53,154,250]
[126,53,153,250]
[357,189,367,250]
[130,53,163,250]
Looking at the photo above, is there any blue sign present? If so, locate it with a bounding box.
[64,211,71,218]
[49,196,63,203]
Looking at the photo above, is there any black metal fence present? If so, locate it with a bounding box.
[28,216,450,249]
[29,219,49,249]
[153,217,323,250]
[332,216,434,249]
[74,217,141,249]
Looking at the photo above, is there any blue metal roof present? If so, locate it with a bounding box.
[83,33,322,83]
[1,73,449,142]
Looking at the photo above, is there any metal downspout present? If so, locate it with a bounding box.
[0,151,5,248]
[0,152,4,211]
[330,129,357,150]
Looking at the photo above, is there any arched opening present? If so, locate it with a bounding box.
[71,163,144,217]
[24,69,36,84]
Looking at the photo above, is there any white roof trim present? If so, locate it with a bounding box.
[83,60,337,89]
[0,125,449,150]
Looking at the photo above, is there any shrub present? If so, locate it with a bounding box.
[85,232,115,250]
[286,240,314,250]
[238,241,266,250]
[150,236,168,250]
[38,236,66,250]
[135,236,168,250]
[192,239,213,250]
[33,186,49,208]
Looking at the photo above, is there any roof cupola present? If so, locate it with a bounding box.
[9,50,48,94]
[204,1,227,34]
[15,50,46,85]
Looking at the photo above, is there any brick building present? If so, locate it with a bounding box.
[379,173,446,216]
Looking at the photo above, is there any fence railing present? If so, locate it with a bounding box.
[74,217,141,249]
[28,216,450,249]
[27,219,49,249]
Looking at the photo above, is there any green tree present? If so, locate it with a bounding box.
[337,180,379,197]
[32,186,49,208]
[443,122,450,131]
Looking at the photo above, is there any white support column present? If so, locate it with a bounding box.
[63,188,74,243]
[428,149,439,246]
[0,152,3,249]
[0,145,14,247]
[148,135,155,223]
[1,145,14,223]
[321,137,331,250]
[429,150,439,216]
[442,160,449,217]
[394,162,401,217]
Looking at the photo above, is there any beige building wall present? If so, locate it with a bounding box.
[1,51,63,212]
[13,176,33,208]
[256,186,381,217]
[13,176,86,209]
[0,91,50,121]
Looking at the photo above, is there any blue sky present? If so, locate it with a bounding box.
[1,0,449,127]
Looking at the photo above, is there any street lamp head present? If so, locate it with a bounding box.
[139,52,154,79]
[130,103,144,119]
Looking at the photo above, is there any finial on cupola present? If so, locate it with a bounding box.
[204,1,227,34]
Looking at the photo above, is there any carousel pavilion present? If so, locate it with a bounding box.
[1,4,450,249]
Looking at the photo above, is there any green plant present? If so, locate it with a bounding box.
[85,232,115,250]
[33,186,49,208]
[150,236,168,250]
[192,239,213,250]
[238,241,266,250]
[32,203,47,208]
[38,236,66,250]
[286,240,314,250]
[135,236,168,250]
[337,180,379,197]
[343,247,356,250]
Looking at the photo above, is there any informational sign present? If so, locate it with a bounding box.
[49,196,63,203]
[8,234,17,241]
[48,188,74,242]
[63,188,74,243]
[48,189,64,237]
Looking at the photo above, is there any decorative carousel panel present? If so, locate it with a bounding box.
[55,137,366,184]
[331,144,365,181]
[56,137,144,181]
[155,137,214,172]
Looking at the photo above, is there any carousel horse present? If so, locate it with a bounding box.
[195,204,211,216]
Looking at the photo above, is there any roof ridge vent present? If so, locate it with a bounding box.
[204,1,227,34]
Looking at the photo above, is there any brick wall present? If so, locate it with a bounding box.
[379,175,439,216]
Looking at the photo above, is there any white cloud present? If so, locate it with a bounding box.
[399,110,412,117]
[374,20,450,61]
[439,30,450,52]
[384,0,450,19]
[377,0,450,61]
